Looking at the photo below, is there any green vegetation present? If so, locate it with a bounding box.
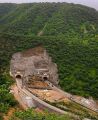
[0,73,17,119]
[10,109,76,120]
[0,2,98,119]
[1,33,98,99]
[0,3,98,36]
[50,101,98,119]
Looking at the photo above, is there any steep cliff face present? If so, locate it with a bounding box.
[10,46,59,86]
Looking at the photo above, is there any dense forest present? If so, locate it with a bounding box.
[0,2,98,119]
[0,3,98,36]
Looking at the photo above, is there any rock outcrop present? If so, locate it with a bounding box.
[10,46,59,86]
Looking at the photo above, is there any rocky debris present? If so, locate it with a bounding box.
[10,46,59,86]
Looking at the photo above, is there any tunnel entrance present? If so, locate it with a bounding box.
[16,74,22,79]
[43,76,48,81]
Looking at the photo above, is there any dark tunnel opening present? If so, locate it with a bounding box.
[43,76,48,81]
[16,74,22,79]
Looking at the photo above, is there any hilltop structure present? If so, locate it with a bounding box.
[10,46,59,87]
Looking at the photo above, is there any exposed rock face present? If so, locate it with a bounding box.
[10,46,59,86]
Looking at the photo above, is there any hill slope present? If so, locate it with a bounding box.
[0,33,98,99]
[0,3,98,36]
[1,2,98,98]
[0,2,98,99]
[1,3,98,119]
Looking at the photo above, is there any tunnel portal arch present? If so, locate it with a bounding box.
[16,74,22,79]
